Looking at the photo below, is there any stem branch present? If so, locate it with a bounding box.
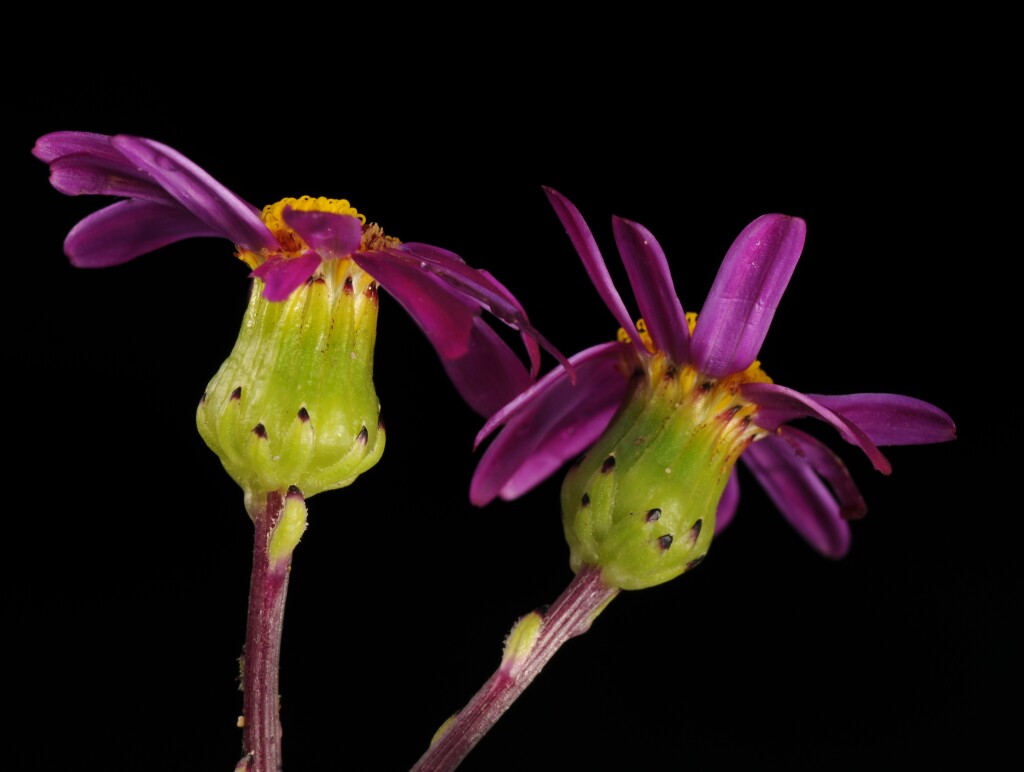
[411,565,619,772]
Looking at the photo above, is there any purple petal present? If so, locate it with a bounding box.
[691,214,806,377]
[437,316,536,418]
[33,131,119,163]
[806,393,956,446]
[373,243,569,376]
[64,199,224,268]
[769,427,868,520]
[611,216,690,363]
[470,342,632,505]
[250,252,322,301]
[714,471,741,534]
[109,136,277,253]
[281,208,363,260]
[743,382,892,475]
[741,436,852,559]
[477,269,542,379]
[543,188,644,356]
[48,153,177,203]
[351,248,480,360]
[351,248,534,415]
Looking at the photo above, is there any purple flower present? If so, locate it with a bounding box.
[33,131,565,417]
[472,188,955,560]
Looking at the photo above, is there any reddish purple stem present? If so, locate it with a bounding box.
[411,565,619,772]
[238,491,292,772]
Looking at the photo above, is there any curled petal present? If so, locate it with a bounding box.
[743,382,892,475]
[714,471,741,534]
[48,152,175,204]
[692,214,806,377]
[741,436,852,559]
[32,131,121,164]
[250,252,322,301]
[471,342,632,505]
[477,269,542,380]
[612,216,690,363]
[351,249,534,415]
[373,243,569,376]
[438,317,536,418]
[352,248,480,360]
[65,199,223,268]
[281,208,363,261]
[806,393,956,446]
[110,135,277,253]
[543,188,642,356]
[770,427,867,520]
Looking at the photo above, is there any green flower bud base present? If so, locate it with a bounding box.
[197,263,385,502]
[562,355,769,590]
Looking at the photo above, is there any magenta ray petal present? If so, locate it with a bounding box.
[691,214,807,377]
[806,393,957,446]
[281,208,363,260]
[351,248,533,415]
[770,427,868,520]
[714,471,741,534]
[250,253,322,301]
[477,269,542,379]
[611,216,690,363]
[32,131,121,164]
[65,200,223,268]
[743,382,893,475]
[470,342,632,505]
[542,188,643,356]
[439,317,536,418]
[741,436,852,559]
[375,243,567,375]
[350,248,481,360]
[109,136,277,253]
[48,152,174,203]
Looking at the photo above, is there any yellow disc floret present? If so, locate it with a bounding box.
[261,196,366,255]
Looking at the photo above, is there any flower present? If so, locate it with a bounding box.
[471,188,955,583]
[32,131,565,418]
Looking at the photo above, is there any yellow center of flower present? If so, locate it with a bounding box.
[617,314,773,386]
[262,196,366,255]
[237,196,403,272]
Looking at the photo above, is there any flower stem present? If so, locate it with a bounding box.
[411,565,619,772]
[238,491,293,772]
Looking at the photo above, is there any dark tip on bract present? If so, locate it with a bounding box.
[252,423,268,438]
[658,534,674,550]
[646,508,662,522]
[365,282,379,303]
[200,391,207,404]
[689,519,703,541]
[231,387,242,401]
[601,455,616,473]
[665,364,677,379]
[700,381,713,392]
[570,453,586,470]
[687,554,706,571]
[357,425,369,444]
[581,493,591,507]
[297,407,310,423]
[286,485,304,499]
[343,276,354,294]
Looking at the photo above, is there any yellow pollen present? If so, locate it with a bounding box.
[261,196,366,255]
[617,314,772,385]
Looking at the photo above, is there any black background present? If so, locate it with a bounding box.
[13,29,1005,772]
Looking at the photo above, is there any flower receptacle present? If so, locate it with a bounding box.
[561,356,767,590]
[197,261,384,503]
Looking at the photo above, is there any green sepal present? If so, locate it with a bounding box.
[197,264,384,501]
[561,362,764,590]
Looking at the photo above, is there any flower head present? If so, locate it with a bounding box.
[33,131,565,418]
[472,189,955,586]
